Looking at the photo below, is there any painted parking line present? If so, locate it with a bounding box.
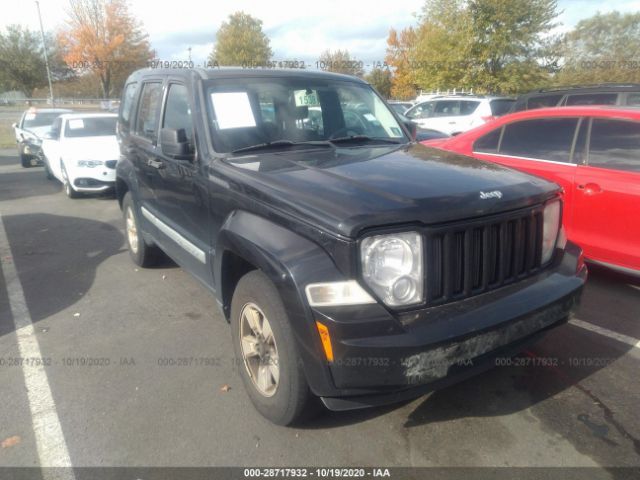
[0,213,75,479]
[569,318,640,351]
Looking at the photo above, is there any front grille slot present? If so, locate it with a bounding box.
[426,207,544,305]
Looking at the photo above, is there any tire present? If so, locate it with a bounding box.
[122,192,160,267]
[60,163,80,199]
[43,157,54,180]
[20,153,31,168]
[230,270,319,425]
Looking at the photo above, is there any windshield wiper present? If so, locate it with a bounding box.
[328,135,402,145]
[231,140,332,154]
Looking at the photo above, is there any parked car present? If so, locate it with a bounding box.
[404,96,515,135]
[423,106,640,276]
[116,68,585,425]
[13,108,72,167]
[387,101,414,114]
[511,84,640,112]
[396,113,450,142]
[42,113,119,198]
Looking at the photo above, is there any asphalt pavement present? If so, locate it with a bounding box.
[0,148,638,477]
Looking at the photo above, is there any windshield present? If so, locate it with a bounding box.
[64,117,117,138]
[23,111,65,129]
[205,77,408,153]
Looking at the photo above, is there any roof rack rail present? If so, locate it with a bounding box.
[535,83,640,93]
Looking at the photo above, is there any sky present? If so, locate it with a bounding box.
[2,0,640,66]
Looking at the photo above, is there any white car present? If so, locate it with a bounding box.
[404,96,515,135]
[13,108,72,167]
[42,113,119,198]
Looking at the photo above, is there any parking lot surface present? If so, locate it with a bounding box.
[0,148,639,474]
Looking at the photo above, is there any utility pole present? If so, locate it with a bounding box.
[35,0,55,106]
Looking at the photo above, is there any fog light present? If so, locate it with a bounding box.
[392,276,415,302]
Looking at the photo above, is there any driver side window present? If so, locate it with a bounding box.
[163,83,193,144]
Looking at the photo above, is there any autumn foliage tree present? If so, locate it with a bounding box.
[58,0,154,98]
[385,27,418,99]
[386,0,560,95]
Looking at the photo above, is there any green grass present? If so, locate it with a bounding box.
[0,118,16,149]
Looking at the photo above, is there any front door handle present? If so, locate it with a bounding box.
[147,159,165,170]
[577,182,602,195]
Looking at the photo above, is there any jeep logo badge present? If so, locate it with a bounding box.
[480,190,503,199]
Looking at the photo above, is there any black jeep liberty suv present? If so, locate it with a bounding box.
[116,68,587,425]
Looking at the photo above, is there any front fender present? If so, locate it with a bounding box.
[214,210,348,396]
[115,158,141,208]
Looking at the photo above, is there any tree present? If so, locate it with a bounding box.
[317,49,364,77]
[0,25,72,96]
[209,12,272,67]
[557,11,640,84]
[365,68,392,98]
[58,0,154,98]
[387,0,560,95]
[385,27,419,99]
[466,0,559,92]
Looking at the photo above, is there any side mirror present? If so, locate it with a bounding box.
[403,120,418,141]
[11,122,17,129]
[160,128,193,160]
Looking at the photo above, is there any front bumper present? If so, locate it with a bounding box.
[69,163,117,192]
[305,241,586,409]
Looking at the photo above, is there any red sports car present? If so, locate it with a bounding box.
[424,106,640,275]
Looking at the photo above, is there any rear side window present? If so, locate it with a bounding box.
[565,93,617,106]
[162,84,193,143]
[500,118,579,163]
[135,82,163,142]
[489,99,515,116]
[432,100,479,117]
[120,82,138,128]
[588,119,640,172]
[406,102,433,119]
[626,93,640,106]
[527,95,562,110]
[473,127,502,153]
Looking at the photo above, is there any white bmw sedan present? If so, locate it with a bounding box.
[42,113,119,198]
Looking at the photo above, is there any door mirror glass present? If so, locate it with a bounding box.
[160,128,193,160]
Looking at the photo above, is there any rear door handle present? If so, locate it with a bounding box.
[147,159,165,169]
[577,183,602,195]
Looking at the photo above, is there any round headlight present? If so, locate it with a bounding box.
[361,232,423,307]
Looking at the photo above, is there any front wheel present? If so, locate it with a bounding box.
[43,157,54,180]
[121,192,160,267]
[230,270,319,425]
[61,163,80,198]
[20,153,31,168]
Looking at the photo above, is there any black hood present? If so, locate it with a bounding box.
[219,143,559,238]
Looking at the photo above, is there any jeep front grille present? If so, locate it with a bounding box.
[425,205,544,305]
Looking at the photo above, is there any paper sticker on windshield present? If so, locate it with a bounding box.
[211,92,256,130]
[390,127,403,137]
[294,90,320,107]
[68,119,85,130]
